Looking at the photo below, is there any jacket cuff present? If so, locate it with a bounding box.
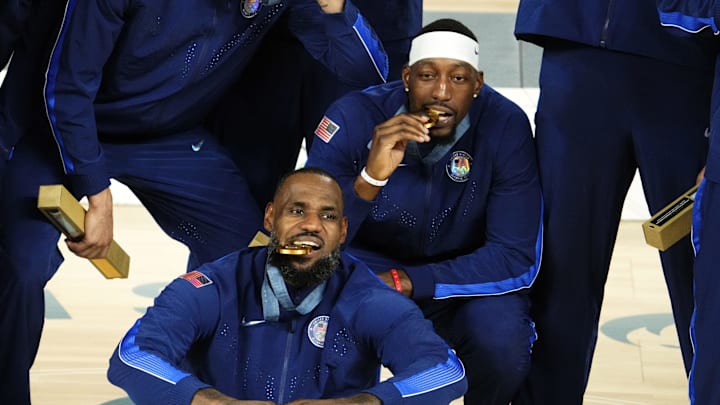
[345,186,374,215]
[342,185,375,242]
[363,382,402,405]
[69,173,111,198]
[405,265,435,300]
[169,376,212,405]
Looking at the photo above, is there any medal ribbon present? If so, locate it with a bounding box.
[261,265,326,321]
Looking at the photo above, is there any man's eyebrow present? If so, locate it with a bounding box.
[287,201,338,211]
[415,60,436,68]
[416,60,472,70]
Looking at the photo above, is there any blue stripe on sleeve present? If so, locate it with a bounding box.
[659,11,719,34]
[117,320,191,385]
[43,0,78,174]
[393,348,465,398]
[435,200,544,298]
[692,179,705,255]
[531,200,544,284]
[351,14,388,82]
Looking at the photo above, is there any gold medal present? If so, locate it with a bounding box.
[276,242,314,255]
[424,108,441,128]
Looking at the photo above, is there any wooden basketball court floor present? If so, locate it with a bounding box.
[34,209,690,405]
[25,0,691,404]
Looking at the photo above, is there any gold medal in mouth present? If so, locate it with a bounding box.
[276,242,316,255]
[424,108,441,129]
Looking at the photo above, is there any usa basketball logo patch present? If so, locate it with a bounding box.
[446,150,472,182]
[181,271,213,288]
[314,116,340,143]
[241,0,262,18]
[308,315,330,348]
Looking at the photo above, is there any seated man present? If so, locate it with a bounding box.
[306,19,543,404]
[107,167,467,405]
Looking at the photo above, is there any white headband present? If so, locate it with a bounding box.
[408,31,480,70]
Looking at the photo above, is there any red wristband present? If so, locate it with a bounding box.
[390,269,403,293]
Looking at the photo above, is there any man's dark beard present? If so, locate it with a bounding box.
[430,126,458,144]
[268,235,341,289]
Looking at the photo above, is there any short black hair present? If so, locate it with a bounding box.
[415,18,477,41]
[273,166,340,200]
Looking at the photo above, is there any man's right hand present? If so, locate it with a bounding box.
[354,114,430,200]
[65,187,114,259]
[365,113,430,181]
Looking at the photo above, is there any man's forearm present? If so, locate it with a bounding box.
[343,393,382,404]
[287,393,381,404]
[192,388,274,405]
[191,390,379,404]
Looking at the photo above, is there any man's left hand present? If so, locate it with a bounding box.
[377,269,413,297]
[316,0,343,13]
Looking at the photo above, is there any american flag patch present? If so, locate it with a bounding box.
[314,115,340,143]
[180,271,213,288]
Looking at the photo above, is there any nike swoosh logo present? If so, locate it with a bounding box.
[241,317,266,327]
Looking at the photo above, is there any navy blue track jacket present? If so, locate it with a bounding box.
[0,0,30,67]
[45,0,387,197]
[353,1,421,41]
[108,248,467,404]
[656,0,720,183]
[515,0,716,69]
[306,82,543,301]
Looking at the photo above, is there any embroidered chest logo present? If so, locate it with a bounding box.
[308,315,330,348]
[315,116,340,143]
[180,271,213,288]
[446,150,472,182]
[241,0,262,18]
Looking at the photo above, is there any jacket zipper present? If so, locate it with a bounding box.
[277,319,296,404]
[420,163,433,254]
[189,7,219,82]
[600,0,615,47]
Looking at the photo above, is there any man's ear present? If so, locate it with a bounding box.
[263,202,274,232]
[401,65,411,90]
[339,216,348,245]
[475,71,484,94]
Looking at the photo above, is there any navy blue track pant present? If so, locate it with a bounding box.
[515,45,711,404]
[690,179,720,405]
[0,127,262,403]
[423,293,535,405]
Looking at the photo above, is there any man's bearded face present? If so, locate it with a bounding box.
[268,233,341,289]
